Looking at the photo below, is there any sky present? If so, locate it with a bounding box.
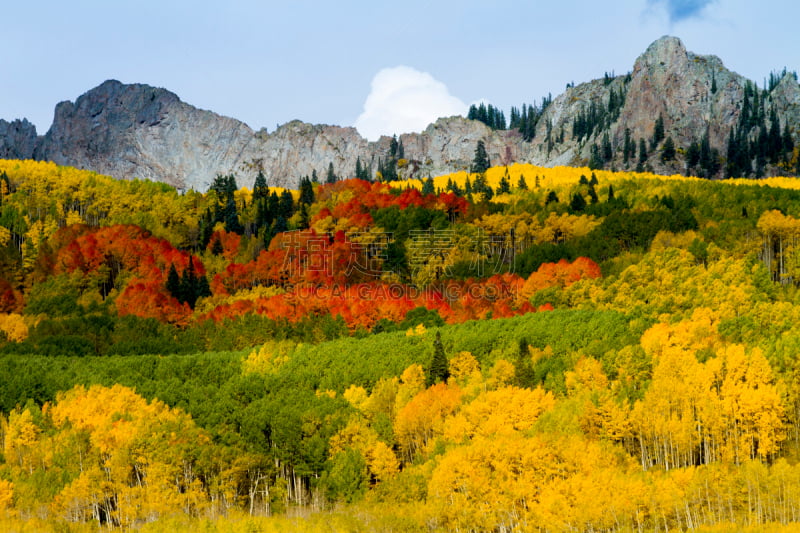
[2,0,798,141]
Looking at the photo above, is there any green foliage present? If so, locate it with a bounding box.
[427,331,449,386]
[471,141,491,174]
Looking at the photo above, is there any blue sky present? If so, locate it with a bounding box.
[2,0,798,140]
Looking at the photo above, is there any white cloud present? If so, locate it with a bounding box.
[354,66,467,141]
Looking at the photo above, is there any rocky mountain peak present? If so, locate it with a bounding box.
[2,37,798,188]
[634,36,688,73]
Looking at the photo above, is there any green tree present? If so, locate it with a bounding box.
[570,193,587,212]
[661,136,676,162]
[326,162,337,184]
[651,114,665,150]
[471,141,491,174]
[427,331,449,386]
[253,171,269,200]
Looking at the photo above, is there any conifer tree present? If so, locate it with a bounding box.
[471,141,491,174]
[427,331,449,386]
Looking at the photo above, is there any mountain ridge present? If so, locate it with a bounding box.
[1,36,798,190]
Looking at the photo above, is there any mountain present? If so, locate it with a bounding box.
[2,36,799,190]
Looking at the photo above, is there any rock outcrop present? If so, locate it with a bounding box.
[0,119,37,160]
[2,36,798,189]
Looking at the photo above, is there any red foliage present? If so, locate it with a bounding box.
[116,279,192,325]
[46,224,206,323]
[0,278,23,313]
[207,229,241,261]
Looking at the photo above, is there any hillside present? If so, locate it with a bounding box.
[1,36,798,191]
[1,157,800,529]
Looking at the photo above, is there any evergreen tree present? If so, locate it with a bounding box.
[223,196,243,234]
[686,141,701,171]
[602,132,613,161]
[661,137,676,162]
[299,176,315,205]
[471,141,491,174]
[422,178,435,195]
[311,169,319,183]
[273,215,288,235]
[636,138,648,171]
[588,184,599,204]
[166,264,181,300]
[589,144,604,170]
[517,175,529,190]
[711,72,717,94]
[607,184,615,202]
[497,172,511,195]
[570,192,586,212]
[253,171,269,200]
[326,162,337,184]
[211,236,224,256]
[298,203,310,230]
[623,128,634,165]
[278,190,295,219]
[545,191,559,204]
[427,331,449,386]
[651,114,665,150]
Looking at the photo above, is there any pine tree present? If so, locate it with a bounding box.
[497,173,511,195]
[253,171,269,200]
[355,157,364,181]
[299,176,315,205]
[569,193,586,212]
[326,162,337,184]
[661,137,676,162]
[471,141,491,174]
[166,264,181,300]
[588,184,598,204]
[517,175,528,190]
[224,196,243,234]
[279,190,295,219]
[607,184,615,202]
[623,128,633,165]
[211,236,224,256]
[427,331,449,386]
[602,132,613,161]
[422,178,435,195]
[651,114,665,150]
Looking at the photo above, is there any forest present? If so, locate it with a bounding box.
[3,157,800,531]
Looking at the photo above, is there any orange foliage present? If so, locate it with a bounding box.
[206,229,241,262]
[518,257,601,303]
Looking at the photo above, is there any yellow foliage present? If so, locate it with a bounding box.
[343,385,369,412]
[0,479,12,512]
[488,359,515,389]
[242,340,295,375]
[0,313,28,342]
[448,351,480,380]
[395,364,426,410]
[458,386,555,438]
[405,323,426,337]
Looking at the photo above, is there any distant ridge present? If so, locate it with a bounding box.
[1,36,798,190]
